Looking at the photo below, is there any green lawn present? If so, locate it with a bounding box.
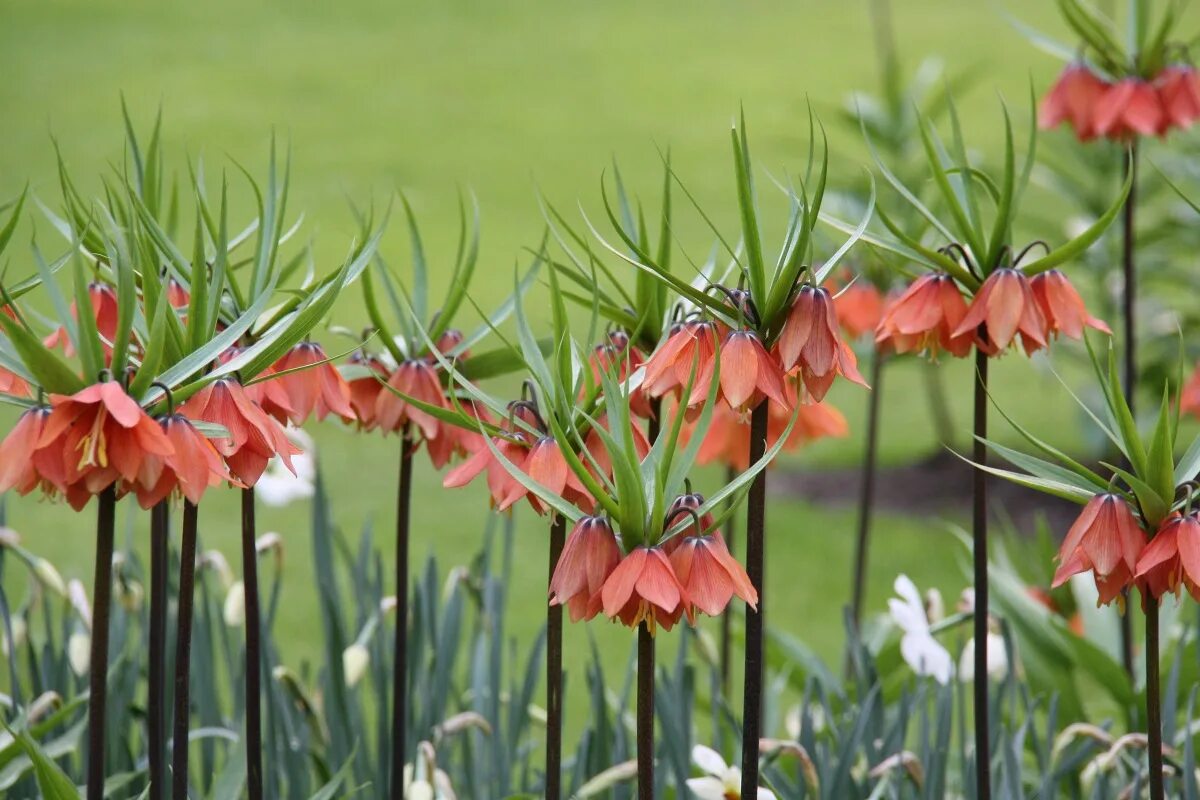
[0,0,1127,694]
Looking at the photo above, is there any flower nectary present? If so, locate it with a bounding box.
[548,516,621,622]
[1054,493,1146,605]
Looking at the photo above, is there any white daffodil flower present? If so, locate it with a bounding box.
[888,574,954,685]
[686,745,776,800]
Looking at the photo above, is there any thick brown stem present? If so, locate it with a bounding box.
[637,622,655,800]
[241,487,263,800]
[1146,598,1164,800]
[739,402,769,798]
[850,350,885,630]
[148,502,168,800]
[172,502,199,800]
[86,487,117,800]
[1118,143,1139,680]
[973,348,990,800]
[390,429,414,800]
[544,514,566,800]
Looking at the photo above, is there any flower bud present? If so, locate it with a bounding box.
[33,558,67,598]
[0,527,20,548]
[68,580,92,628]
[1,616,26,657]
[224,581,245,627]
[342,643,370,688]
[68,631,90,676]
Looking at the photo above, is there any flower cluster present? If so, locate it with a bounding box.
[1041,63,1200,141]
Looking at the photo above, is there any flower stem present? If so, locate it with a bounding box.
[1118,143,1139,681]
[972,347,990,800]
[544,513,566,800]
[240,487,263,800]
[739,400,769,799]
[86,486,116,800]
[721,464,737,699]
[1146,597,1164,800]
[172,501,199,800]
[850,349,885,631]
[148,501,169,800]
[637,621,655,800]
[391,427,414,800]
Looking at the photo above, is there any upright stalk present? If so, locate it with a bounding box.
[544,513,566,800]
[739,401,769,799]
[1118,143,1139,680]
[972,348,990,800]
[390,427,415,800]
[637,622,655,800]
[1146,598,1164,800]
[86,487,117,800]
[240,487,263,800]
[850,349,885,630]
[720,464,737,697]
[172,501,199,800]
[148,502,169,800]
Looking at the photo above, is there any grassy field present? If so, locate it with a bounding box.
[0,0,1122,700]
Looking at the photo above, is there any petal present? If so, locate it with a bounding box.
[691,745,729,776]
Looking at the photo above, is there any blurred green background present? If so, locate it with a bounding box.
[0,0,1124,709]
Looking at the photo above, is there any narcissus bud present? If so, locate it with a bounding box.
[33,558,67,598]
[343,643,370,688]
[68,631,90,676]
[224,581,246,627]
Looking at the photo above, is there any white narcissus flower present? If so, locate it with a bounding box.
[959,632,1009,682]
[686,745,776,800]
[343,644,370,688]
[889,575,953,685]
[224,581,246,627]
[256,427,316,507]
[68,631,90,676]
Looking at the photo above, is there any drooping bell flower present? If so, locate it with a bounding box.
[220,347,295,425]
[442,431,532,508]
[1039,64,1110,141]
[952,268,1048,355]
[588,330,652,418]
[272,342,355,425]
[35,382,175,508]
[692,391,847,471]
[600,546,689,634]
[1180,363,1200,419]
[426,398,490,470]
[431,328,467,359]
[44,283,120,359]
[344,351,390,431]
[668,531,757,618]
[875,273,976,359]
[0,407,64,498]
[1053,493,1146,605]
[642,320,720,407]
[1157,65,1200,130]
[776,286,866,401]
[583,414,650,484]
[832,281,885,340]
[166,278,191,310]
[503,436,592,514]
[719,329,791,414]
[1094,78,1166,139]
[1029,270,1111,340]
[179,378,299,486]
[1135,513,1200,601]
[131,414,234,508]
[375,359,447,440]
[548,516,622,621]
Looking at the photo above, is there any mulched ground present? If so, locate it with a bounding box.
[772,450,1080,534]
